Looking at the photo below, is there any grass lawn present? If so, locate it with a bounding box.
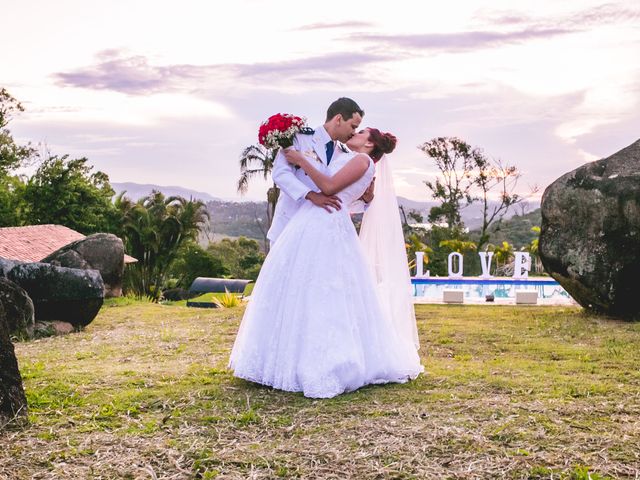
[1,300,639,479]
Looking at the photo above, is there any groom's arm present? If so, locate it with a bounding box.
[272,141,310,202]
[272,138,342,211]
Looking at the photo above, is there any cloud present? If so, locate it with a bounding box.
[55,50,394,94]
[565,2,640,28]
[476,2,640,29]
[294,21,374,31]
[236,52,394,79]
[350,28,574,52]
[55,50,208,94]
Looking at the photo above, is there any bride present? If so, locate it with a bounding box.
[228,128,423,398]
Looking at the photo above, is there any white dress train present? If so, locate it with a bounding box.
[229,152,423,398]
[359,155,421,350]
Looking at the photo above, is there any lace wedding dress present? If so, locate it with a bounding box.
[228,151,423,398]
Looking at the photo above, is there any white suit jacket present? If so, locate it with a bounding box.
[268,126,333,243]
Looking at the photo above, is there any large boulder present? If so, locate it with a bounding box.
[7,263,104,327]
[0,302,28,421]
[0,257,22,278]
[539,138,640,318]
[41,233,125,298]
[0,278,35,338]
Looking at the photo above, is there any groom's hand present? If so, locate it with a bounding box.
[360,177,375,204]
[306,191,342,213]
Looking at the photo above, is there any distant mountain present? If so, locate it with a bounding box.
[109,182,540,247]
[112,182,220,203]
[396,196,539,230]
[205,200,269,245]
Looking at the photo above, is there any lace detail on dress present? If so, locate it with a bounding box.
[228,151,422,398]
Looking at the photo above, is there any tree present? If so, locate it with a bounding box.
[118,191,209,299]
[208,237,265,280]
[168,242,228,289]
[525,226,544,274]
[405,232,432,275]
[0,88,37,227]
[21,155,117,234]
[473,155,536,251]
[0,175,26,227]
[0,88,37,176]
[419,136,534,251]
[418,137,480,230]
[489,241,515,275]
[237,144,278,251]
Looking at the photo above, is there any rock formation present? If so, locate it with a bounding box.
[539,139,640,318]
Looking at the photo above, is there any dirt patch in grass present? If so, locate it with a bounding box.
[1,302,639,479]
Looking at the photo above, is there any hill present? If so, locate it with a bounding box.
[111,183,540,245]
[398,197,539,230]
[468,208,542,248]
[206,200,268,243]
[112,182,221,203]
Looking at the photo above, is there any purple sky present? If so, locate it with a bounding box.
[4,0,639,202]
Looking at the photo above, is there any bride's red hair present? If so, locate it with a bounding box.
[367,128,397,162]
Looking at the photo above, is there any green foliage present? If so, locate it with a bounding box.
[206,200,270,241]
[212,288,242,308]
[208,237,265,280]
[408,225,474,276]
[418,137,479,229]
[169,242,229,289]
[405,232,432,275]
[0,88,37,176]
[419,136,530,250]
[21,155,118,234]
[469,208,542,249]
[118,191,209,299]
[0,174,26,227]
[0,88,121,232]
[529,225,541,254]
[438,239,477,254]
[0,88,37,227]
[237,144,279,251]
[488,240,515,275]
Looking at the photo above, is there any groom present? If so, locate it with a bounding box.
[267,97,366,245]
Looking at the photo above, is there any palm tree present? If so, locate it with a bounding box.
[489,241,515,276]
[118,190,208,299]
[237,144,278,251]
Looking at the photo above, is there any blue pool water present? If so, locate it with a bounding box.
[411,276,572,301]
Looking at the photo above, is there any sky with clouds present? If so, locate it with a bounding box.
[4,0,639,202]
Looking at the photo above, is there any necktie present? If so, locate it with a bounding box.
[325,141,335,165]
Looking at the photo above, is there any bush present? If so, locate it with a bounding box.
[212,289,241,308]
[170,243,228,289]
[208,237,265,280]
[160,288,196,301]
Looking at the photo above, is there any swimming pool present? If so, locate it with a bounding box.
[411,276,573,302]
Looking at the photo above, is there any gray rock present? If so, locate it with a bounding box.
[41,233,125,298]
[539,138,640,318]
[0,278,35,338]
[0,302,28,421]
[0,257,22,278]
[8,263,104,327]
[34,320,75,337]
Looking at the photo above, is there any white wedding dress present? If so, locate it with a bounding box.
[229,151,423,398]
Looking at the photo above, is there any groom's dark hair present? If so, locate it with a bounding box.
[326,97,364,122]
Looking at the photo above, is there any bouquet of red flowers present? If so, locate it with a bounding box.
[258,113,307,150]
